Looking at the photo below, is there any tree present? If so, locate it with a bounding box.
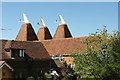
[73,27,120,79]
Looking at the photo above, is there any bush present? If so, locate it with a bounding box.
[26,76,35,80]
[73,27,120,79]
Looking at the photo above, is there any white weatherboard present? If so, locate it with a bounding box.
[41,18,46,27]
[23,13,29,23]
[59,15,66,25]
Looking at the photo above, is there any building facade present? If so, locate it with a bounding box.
[0,14,86,79]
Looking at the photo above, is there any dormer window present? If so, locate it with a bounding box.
[11,49,25,58]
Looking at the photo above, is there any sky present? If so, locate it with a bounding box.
[1,2,118,40]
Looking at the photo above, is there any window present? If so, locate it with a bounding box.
[51,55,55,59]
[51,54,64,62]
[51,55,59,60]
[59,55,64,62]
[11,49,25,58]
[19,50,24,57]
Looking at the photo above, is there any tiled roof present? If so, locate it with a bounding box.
[0,61,13,70]
[2,40,50,59]
[37,27,52,40]
[53,24,72,39]
[0,40,10,60]
[41,37,87,55]
[1,36,87,59]
[11,41,50,59]
[15,23,38,41]
[0,61,5,66]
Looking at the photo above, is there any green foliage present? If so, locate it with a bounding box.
[44,72,52,79]
[73,27,120,79]
[26,76,35,80]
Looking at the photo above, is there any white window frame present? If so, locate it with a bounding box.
[19,50,24,57]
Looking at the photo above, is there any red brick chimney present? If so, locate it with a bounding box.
[53,15,72,39]
[37,18,52,40]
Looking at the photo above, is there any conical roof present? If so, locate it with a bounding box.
[37,18,52,40]
[53,15,72,39]
[15,23,38,41]
[16,13,38,41]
